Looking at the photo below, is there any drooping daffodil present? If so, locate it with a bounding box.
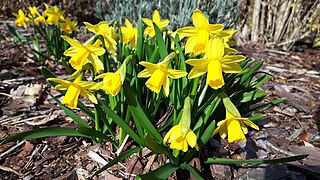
[186,37,246,89]
[137,52,187,97]
[60,18,79,34]
[96,55,132,96]
[62,36,105,74]
[142,10,170,38]
[177,9,224,55]
[120,19,137,49]
[84,21,117,55]
[12,9,29,28]
[47,74,99,109]
[212,93,259,143]
[164,97,199,152]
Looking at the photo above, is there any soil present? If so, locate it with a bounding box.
[0,19,320,179]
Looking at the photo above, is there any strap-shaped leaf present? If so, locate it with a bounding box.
[203,155,308,164]
[77,127,117,148]
[136,18,144,61]
[124,83,163,143]
[0,127,85,145]
[153,22,168,60]
[180,163,204,180]
[92,146,141,177]
[137,163,179,180]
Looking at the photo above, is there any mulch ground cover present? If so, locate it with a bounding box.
[0,19,320,179]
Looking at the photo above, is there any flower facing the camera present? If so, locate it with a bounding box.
[164,97,199,152]
[186,38,245,89]
[13,9,29,28]
[142,10,170,38]
[137,53,187,96]
[62,36,105,74]
[121,19,137,49]
[60,18,78,34]
[47,74,99,109]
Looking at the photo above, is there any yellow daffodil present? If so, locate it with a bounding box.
[137,53,187,96]
[12,9,29,28]
[177,9,224,55]
[84,21,117,55]
[43,3,64,25]
[95,56,131,96]
[28,6,38,18]
[62,36,105,73]
[120,19,137,49]
[47,74,99,109]
[34,14,45,25]
[212,94,259,143]
[164,97,199,152]
[60,18,79,34]
[186,37,245,89]
[142,10,170,38]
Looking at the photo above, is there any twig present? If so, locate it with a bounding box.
[116,134,129,156]
[265,140,296,156]
[0,140,26,160]
[0,165,23,177]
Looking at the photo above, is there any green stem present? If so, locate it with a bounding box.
[190,77,200,106]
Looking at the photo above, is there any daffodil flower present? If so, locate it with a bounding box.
[212,94,259,143]
[95,56,131,96]
[142,10,170,38]
[12,9,29,28]
[177,9,224,55]
[137,53,187,96]
[28,6,38,18]
[164,97,199,152]
[84,21,117,55]
[186,37,246,89]
[47,74,99,109]
[43,3,64,25]
[60,18,79,34]
[120,19,137,49]
[62,36,106,73]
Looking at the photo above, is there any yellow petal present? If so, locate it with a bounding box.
[61,36,83,48]
[186,130,197,148]
[160,20,170,28]
[81,89,98,104]
[142,18,153,26]
[47,78,70,85]
[221,55,246,64]
[205,37,224,60]
[185,36,196,54]
[222,63,242,73]
[87,45,106,56]
[163,76,170,97]
[188,66,207,79]
[239,118,260,130]
[152,10,161,24]
[186,59,210,67]
[167,69,187,79]
[192,9,208,29]
[206,60,224,89]
[194,29,209,54]
[208,24,224,33]
[62,84,81,109]
[177,26,197,37]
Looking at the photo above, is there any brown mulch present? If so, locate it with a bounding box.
[0,21,320,179]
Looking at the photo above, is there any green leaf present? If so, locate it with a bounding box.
[180,163,204,180]
[6,23,27,42]
[249,114,266,121]
[153,22,168,60]
[144,134,173,158]
[136,18,144,61]
[240,90,267,103]
[48,92,91,128]
[92,147,142,177]
[203,155,308,164]
[77,127,117,148]
[97,99,144,146]
[124,83,163,143]
[137,163,179,180]
[0,127,85,145]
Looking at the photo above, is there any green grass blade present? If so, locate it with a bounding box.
[203,155,308,164]
[0,127,85,145]
[92,147,141,177]
[77,127,117,148]
[136,18,144,61]
[137,163,179,180]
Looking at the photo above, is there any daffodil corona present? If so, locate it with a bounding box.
[47,75,99,109]
[186,38,246,89]
[163,97,199,152]
[137,53,187,96]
